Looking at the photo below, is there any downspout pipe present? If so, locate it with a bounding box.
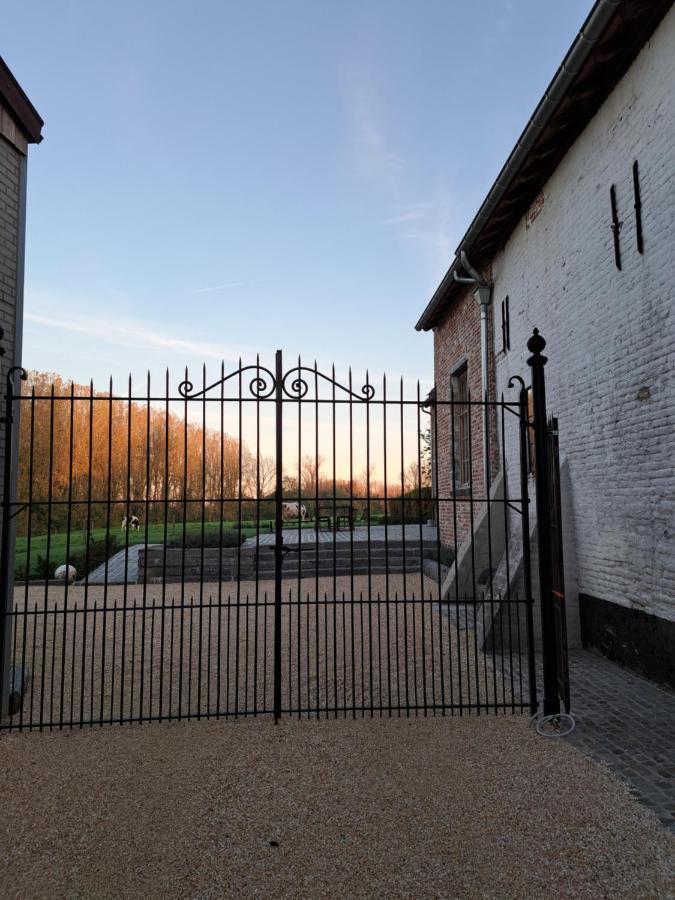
[453,251,492,491]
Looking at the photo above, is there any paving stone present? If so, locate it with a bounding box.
[477,645,674,832]
[558,650,675,833]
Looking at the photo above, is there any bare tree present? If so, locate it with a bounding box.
[243,450,275,498]
[300,454,323,498]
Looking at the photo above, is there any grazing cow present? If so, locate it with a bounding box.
[121,515,140,531]
[282,502,308,522]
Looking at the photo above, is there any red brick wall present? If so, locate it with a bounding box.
[431,282,499,553]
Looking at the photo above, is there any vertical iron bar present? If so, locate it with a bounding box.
[366,372,372,715]
[59,383,75,728]
[348,369,356,719]
[20,387,36,731]
[9,602,17,730]
[331,365,338,719]
[90,601,97,724]
[398,378,419,715]
[139,372,151,722]
[500,399,515,712]
[430,391,447,713]
[218,361,225,716]
[110,600,117,724]
[449,387,462,714]
[234,362,243,716]
[39,383,55,730]
[297,357,302,718]
[417,382,430,715]
[29,603,37,729]
[48,601,55,728]
[159,369,170,721]
[179,369,188,719]
[119,375,132,724]
[79,381,94,727]
[465,389,477,713]
[253,358,260,716]
[313,362,320,719]
[100,377,113,725]
[199,366,206,717]
[313,363,320,718]
[383,375,392,713]
[273,349,283,722]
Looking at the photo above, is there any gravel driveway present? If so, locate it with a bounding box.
[0,716,672,898]
[7,576,529,727]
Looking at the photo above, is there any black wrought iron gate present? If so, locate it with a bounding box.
[0,331,567,730]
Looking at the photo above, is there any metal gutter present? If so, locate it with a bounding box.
[415,0,622,331]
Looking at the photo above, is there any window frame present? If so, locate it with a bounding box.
[452,364,471,489]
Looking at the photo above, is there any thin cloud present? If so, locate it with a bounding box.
[191,281,249,294]
[342,65,405,194]
[24,312,252,366]
[341,62,455,276]
[382,210,426,226]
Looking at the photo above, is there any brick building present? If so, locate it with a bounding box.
[416,0,674,686]
[0,58,43,505]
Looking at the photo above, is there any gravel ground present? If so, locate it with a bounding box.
[0,716,672,899]
[6,577,529,727]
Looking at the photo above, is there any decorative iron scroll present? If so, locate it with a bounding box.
[507,375,526,392]
[178,362,375,402]
[178,364,277,400]
[281,366,374,401]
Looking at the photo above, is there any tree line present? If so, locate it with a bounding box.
[14,372,431,537]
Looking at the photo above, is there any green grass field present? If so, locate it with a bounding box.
[13,512,397,580]
[13,518,326,578]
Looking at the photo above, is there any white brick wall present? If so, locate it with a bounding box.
[493,5,675,623]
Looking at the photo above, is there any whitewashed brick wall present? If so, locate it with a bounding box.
[493,5,675,623]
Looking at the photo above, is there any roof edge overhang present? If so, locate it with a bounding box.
[0,56,44,145]
[415,0,673,332]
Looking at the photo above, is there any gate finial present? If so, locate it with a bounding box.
[527,328,547,356]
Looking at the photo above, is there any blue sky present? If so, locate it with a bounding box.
[5,0,591,392]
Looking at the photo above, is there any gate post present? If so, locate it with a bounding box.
[527,329,560,717]
[515,381,538,715]
[273,349,283,722]
[0,366,25,716]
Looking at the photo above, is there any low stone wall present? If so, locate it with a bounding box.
[138,547,256,583]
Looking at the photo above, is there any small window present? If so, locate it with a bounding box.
[501,296,510,353]
[454,366,471,487]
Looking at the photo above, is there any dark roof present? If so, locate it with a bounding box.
[0,56,44,144]
[416,0,673,331]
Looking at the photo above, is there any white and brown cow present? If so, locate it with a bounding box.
[281,502,308,522]
[121,515,140,531]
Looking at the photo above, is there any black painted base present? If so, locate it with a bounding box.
[580,594,675,690]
